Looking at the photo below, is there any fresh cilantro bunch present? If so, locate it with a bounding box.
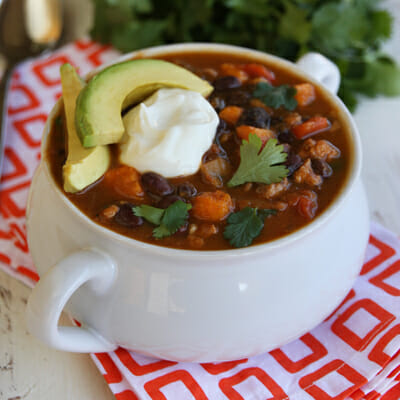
[91,0,400,110]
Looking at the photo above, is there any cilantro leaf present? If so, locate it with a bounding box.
[253,82,298,111]
[258,209,277,219]
[152,224,171,239]
[154,200,192,239]
[228,135,288,187]
[224,207,277,248]
[133,204,165,225]
[133,201,191,239]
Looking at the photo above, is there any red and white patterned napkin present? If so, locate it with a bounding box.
[0,40,399,400]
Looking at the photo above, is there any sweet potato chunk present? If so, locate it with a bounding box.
[219,106,243,126]
[191,191,234,222]
[103,166,144,199]
[220,63,249,82]
[236,125,275,144]
[294,83,316,107]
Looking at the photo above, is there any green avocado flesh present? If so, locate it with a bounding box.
[75,59,214,148]
[60,64,111,193]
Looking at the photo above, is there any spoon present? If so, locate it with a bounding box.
[0,0,62,174]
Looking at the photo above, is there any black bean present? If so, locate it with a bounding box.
[209,96,226,112]
[217,118,228,133]
[177,182,197,198]
[114,204,143,228]
[141,172,174,197]
[285,153,302,176]
[281,143,291,154]
[157,195,186,209]
[238,107,270,128]
[225,90,251,106]
[278,130,296,144]
[214,76,241,91]
[312,159,332,178]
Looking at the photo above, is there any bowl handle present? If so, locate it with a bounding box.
[26,249,118,352]
[296,52,340,95]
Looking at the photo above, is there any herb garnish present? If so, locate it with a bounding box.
[253,82,297,111]
[133,201,191,238]
[228,134,288,187]
[224,207,277,248]
[90,0,400,111]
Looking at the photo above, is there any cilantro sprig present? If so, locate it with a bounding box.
[253,82,297,111]
[133,201,191,239]
[228,134,288,187]
[224,207,277,248]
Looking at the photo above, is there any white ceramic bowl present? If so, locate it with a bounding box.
[25,43,369,362]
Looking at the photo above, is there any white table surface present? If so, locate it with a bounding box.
[0,1,399,399]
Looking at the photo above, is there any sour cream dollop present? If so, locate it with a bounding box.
[119,88,219,178]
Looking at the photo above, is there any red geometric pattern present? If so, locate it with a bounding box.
[299,359,368,400]
[31,54,73,86]
[1,147,28,182]
[8,83,40,115]
[201,359,248,375]
[269,333,328,373]
[115,348,177,376]
[331,299,395,351]
[0,180,31,218]
[144,370,208,400]
[368,325,400,367]
[369,260,400,296]
[0,40,399,400]
[94,353,123,384]
[13,113,47,148]
[219,367,287,399]
[361,235,396,275]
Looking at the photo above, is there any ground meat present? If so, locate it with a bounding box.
[99,204,119,220]
[201,157,232,187]
[294,159,323,186]
[299,139,340,162]
[267,201,288,211]
[256,178,290,200]
[195,223,218,238]
[284,112,302,127]
[187,235,205,249]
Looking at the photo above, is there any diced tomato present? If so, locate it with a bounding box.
[236,125,275,145]
[220,63,249,82]
[294,83,316,107]
[297,196,317,219]
[291,116,331,140]
[219,106,243,125]
[287,190,318,219]
[241,63,275,83]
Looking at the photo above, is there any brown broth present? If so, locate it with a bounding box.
[47,51,352,250]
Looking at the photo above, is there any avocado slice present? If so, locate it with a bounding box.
[75,59,214,147]
[60,64,111,193]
